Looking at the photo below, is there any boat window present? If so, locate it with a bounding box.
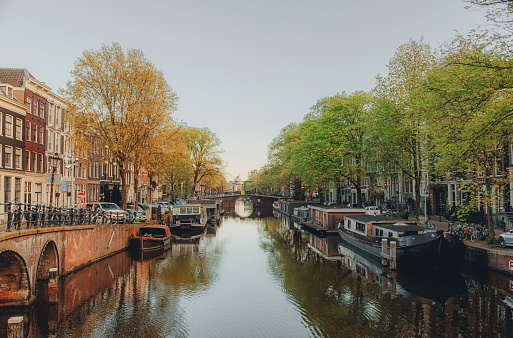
[193,207,199,213]
[180,207,187,214]
[388,232,393,237]
[187,207,193,214]
[355,222,366,233]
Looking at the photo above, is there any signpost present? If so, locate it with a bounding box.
[77,192,85,200]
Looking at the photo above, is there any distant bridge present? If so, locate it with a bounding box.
[206,194,278,216]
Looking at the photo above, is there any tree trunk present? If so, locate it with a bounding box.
[414,175,421,218]
[120,165,127,210]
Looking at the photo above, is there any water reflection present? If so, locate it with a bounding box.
[3,214,513,337]
[234,198,254,218]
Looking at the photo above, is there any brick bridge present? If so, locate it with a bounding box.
[0,224,139,307]
[209,194,278,217]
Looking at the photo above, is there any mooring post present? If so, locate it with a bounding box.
[48,267,59,303]
[7,316,23,338]
[382,239,388,266]
[391,271,397,298]
[390,241,397,271]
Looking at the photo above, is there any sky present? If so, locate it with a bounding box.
[0,0,489,181]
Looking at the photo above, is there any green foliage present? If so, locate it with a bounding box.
[456,206,482,223]
[397,211,409,219]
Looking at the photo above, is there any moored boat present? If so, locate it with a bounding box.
[338,215,445,268]
[130,224,172,251]
[169,204,207,233]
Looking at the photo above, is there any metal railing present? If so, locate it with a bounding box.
[0,202,131,232]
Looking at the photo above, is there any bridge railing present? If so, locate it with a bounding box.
[0,202,131,232]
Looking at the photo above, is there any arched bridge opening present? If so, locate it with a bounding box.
[0,250,31,307]
[37,241,59,281]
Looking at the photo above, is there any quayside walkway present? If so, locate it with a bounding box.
[409,216,513,275]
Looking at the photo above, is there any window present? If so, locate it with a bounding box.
[15,118,22,140]
[39,102,44,118]
[14,148,21,169]
[48,130,53,151]
[4,177,11,207]
[32,152,36,172]
[39,125,43,144]
[355,222,366,233]
[35,183,42,203]
[33,100,37,115]
[4,146,12,168]
[55,133,60,153]
[56,107,60,127]
[24,182,32,204]
[14,178,21,202]
[5,115,12,137]
[26,97,31,114]
[39,153,43,173]
[26,121,30,142]
[49,104,54,124]
[32,123,36,142]
[25,150,30,171]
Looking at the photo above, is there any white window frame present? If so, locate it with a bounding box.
[5,115,13,138]
[14,148,21,170]
[4,146,13,168]
[15,118,22,140]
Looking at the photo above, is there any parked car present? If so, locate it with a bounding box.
[154,202,170,214]
[498,230,513,248]
[85,202,129,223]
[365,206,381,216]
[127,209,147,223]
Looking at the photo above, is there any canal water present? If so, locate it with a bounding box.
[2,199,513,337]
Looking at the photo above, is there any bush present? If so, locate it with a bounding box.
[456,206,481,223]
[398,211,409,219]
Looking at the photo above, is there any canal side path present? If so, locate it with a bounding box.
[406,215,513,275]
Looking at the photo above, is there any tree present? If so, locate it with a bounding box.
[371,38,438,217]
[63,43,178,209]
[182,127,224,195]
[426,31,513,230]
[467,0,513,31]
[294,92,373,206]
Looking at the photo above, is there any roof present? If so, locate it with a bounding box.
[372,223,424,232]
[0,68,33,87]
[310,205,367,212]
[345,215,398,223]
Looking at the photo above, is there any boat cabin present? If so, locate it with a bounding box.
[194,199,222,223]
[343,215,424,238]
[309,205,366,230]
[293,206,309,222]
[172,204,206,225]
[280,201,318,217]
[138,225,171,238]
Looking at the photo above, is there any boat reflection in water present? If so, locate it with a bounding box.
[337,239,467,305]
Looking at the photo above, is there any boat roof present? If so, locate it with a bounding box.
[373,222,425,232]
[310,205,367,212]
[345,215,399,222]
[174,204,202,208]
[140,224,169,230]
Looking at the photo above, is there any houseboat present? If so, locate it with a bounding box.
[194,199,222,224]
[169,204,207,234]
[279,201,318,217]
[130,225,172,251]
[338,215,444,268]
[300,205,366,237]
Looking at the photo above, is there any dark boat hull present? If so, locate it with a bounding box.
[130,236,171,251]
[338,227,444,268]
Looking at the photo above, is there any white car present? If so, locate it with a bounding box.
[365,206,381,216]
[498,230,513,248]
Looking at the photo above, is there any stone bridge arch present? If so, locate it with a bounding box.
[36,241,59,281]
[0,249,31,306]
